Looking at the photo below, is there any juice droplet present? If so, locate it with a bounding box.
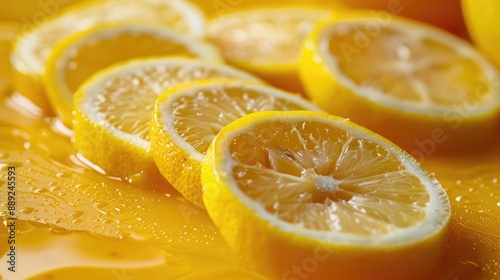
[128,231,154,241]
[20,207,35,214]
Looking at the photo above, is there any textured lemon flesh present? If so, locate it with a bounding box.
[229,120,432,235]
[209,8,332,66]
[91,61,260,143]
[322,20,494,114]
[171,87,314,154]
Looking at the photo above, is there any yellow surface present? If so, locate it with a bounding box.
[0,1,499,279]
[299,13,500,153]
[0,0,84,23]
[207,7,335,93]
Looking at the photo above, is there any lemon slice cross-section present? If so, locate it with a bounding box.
[150,79,320,207]
[73,57,260,185]
[202,110,451,280]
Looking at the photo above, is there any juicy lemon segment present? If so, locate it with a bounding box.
[73,57,260,185]
[202,110,451,280]
[207,7,334,93]
[299,14,500,153]
[150,79,320,207]
[10,0,205,113]
[45,23,221,125]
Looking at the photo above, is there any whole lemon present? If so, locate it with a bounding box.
[463,0,500,67]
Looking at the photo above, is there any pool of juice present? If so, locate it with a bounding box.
[0,89,499,280]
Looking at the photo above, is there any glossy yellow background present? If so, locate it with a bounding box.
[0,1,499,279]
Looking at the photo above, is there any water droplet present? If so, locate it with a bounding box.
[94,202,109,214]
[19,207,35,214]
[69,211,84,219]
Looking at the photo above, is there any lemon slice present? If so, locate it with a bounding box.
[44,23,221,125]
[150,79,320,207]
[299,13,500,153]
[73,57,260,185]
[207,7,334,93]
[202,110,451,280]
[10,0,205,112]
